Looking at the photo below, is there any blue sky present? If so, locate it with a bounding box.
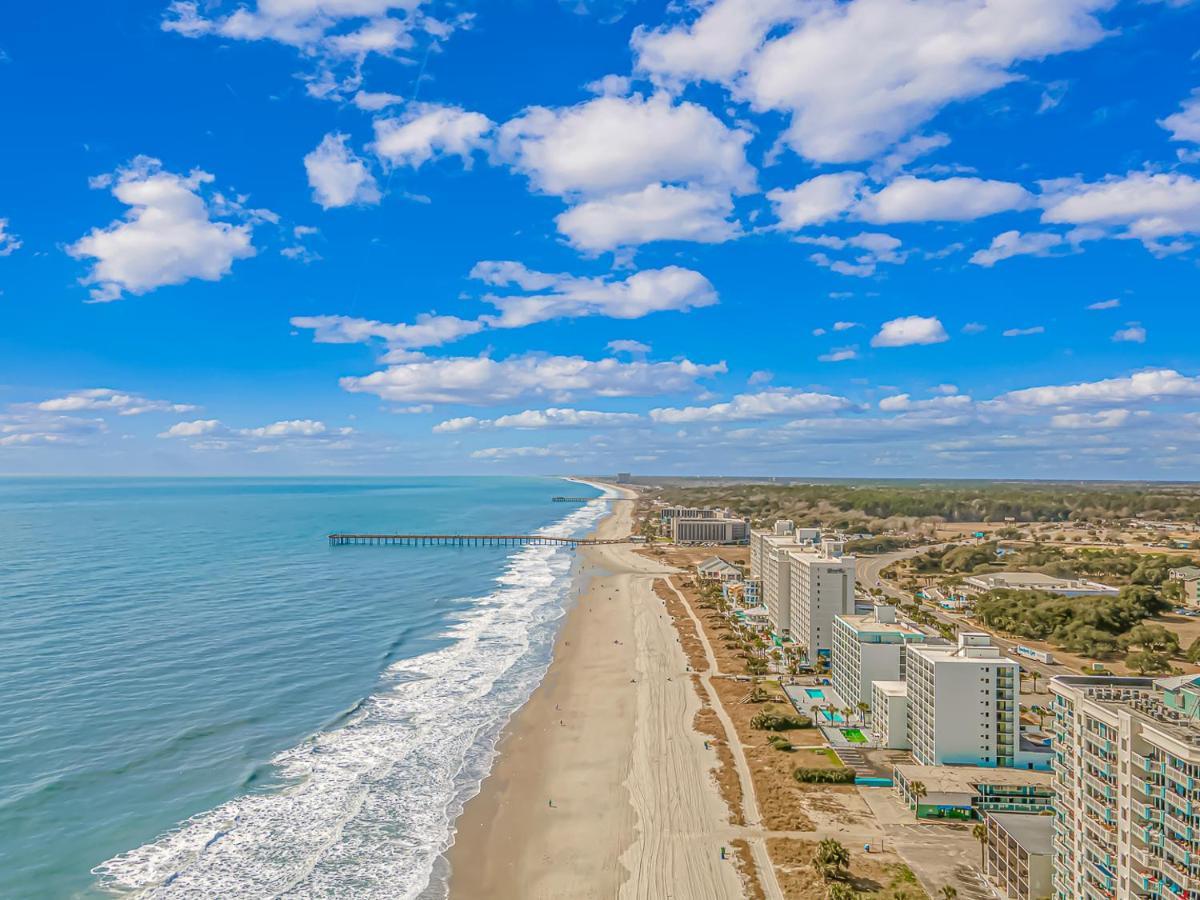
[1,0,1199,477]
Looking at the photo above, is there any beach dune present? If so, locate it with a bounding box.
[447,487,747,899]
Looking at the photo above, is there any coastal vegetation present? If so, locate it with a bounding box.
[651,480,1200,531]
[972,586,1172,658]
[750,711,812,731]
[794,768,857,784]
[908,543,1196,590]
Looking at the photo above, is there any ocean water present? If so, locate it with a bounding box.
[0,477,607,899]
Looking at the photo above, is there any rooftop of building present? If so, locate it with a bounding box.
[908,633,1011,662]
[697,556,740,571]
[894,764,1053,793]
[872,680,908,697]
[1171,565,1200,580]
[986,811,1054,854]
[836,609,931,638]
[1051,674,1200,751]
[963,571,1117,592]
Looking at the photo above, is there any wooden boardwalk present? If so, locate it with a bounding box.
[328,533,637,548]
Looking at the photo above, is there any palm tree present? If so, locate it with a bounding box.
[938,887,958,899]
[826,883,858,900]
[909,780,927,813]
[856,701,870,723]
[972,822,988,869]
[813,837,851,882]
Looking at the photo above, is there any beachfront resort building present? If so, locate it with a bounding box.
[751,522,819,636]
[786,540,856,658]
[870,680,909,749]
[1048,674,1200,900]
[906,634,1021,768]
[961,572,1119,597]
[668,515,749,544]
[830,605,939,711]
[983,811,1054,900]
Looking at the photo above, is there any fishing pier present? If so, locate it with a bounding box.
[327,533,637,548]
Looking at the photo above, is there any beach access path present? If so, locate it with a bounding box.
[446,486,757,899]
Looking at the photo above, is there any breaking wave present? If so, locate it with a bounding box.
[94,494,610,898]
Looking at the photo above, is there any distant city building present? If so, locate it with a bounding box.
[870,680,909,749]
[893,764,1054,820]
[615,472,632,484]
[670,516,749,544]
[831,605,939,711]
[906,634,1020,768]
[696,556,742,582]
[961,572,1119,598]
[1169,565,1200,604]
[983,811,1054,900]
[1049,674,1200,900]
[786,540,856,658]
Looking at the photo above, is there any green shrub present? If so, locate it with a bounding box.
[750,712,812,731]
[794,767,856,784]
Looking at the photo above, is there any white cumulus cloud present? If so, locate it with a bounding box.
[970,230,1066,266]
[36,388,197,417]
[0,218,21,256]
[555,183,738,251]
[634,0,1109,163]
[372,103,494,169]
[871,315,949,348]
[470,261,718,328]
[649,388,850,423]
[434,408,641,432]
[67,156,257,302]
[496,93,755,198]
[304,133,381,209]
[340,353,727,405]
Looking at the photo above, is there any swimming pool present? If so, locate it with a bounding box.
[841,728,866,743]
[818,709,845,723]
[856,777,893,787]
[805,688,825,699]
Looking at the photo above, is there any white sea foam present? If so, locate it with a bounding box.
[94,493,611,898]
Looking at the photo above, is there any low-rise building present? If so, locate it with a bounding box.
[870,680,909,749]
[1169,565,1200,604]
[961,572,1119,597]
[984,811,1054,900]
[906,634,1022,768]
[695,556,742,582]
[893,764,1054,820]
[831,605,940,711]
[1049,674,1200,900]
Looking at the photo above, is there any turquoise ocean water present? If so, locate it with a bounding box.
[0,477,606,899]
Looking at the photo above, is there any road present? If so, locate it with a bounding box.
[856,546,1063,685]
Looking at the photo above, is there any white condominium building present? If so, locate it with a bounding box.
[831,605,939,710]
[1049,674,1200,900]
[750,526,807,635]
[786,540,856,659]
[870,680,909,749]
[906,633,1019,768]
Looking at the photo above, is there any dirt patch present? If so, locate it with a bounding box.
[729,839,766,900]
[767,839,928,899]
[692,674,745,826]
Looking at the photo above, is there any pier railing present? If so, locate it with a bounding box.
[551,496,632,502]
[328,533,637,548]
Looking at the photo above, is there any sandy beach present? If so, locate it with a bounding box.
[446,485,749,899]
